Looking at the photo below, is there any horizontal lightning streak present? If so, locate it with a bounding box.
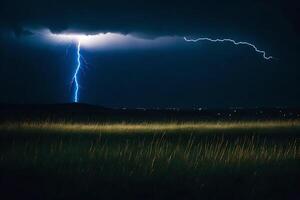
[183,37,273,60]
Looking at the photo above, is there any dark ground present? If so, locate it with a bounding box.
[1,103,300,122]
[0,104,299,200]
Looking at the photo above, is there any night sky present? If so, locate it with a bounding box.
[0,0,299,108]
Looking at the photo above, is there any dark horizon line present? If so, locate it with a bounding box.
[1,102,300,111]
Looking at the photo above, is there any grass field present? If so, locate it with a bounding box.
[0,121,299,199]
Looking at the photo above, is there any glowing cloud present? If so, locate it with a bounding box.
[47,32,128,47]
[42,30,176,49]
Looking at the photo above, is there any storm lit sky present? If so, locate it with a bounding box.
[0,0,299,108]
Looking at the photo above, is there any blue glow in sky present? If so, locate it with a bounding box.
[17,29,274,103]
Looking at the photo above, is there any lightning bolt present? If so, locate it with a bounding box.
[72,41,81,102]
[183,37,273,60]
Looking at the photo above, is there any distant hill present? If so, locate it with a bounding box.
[0,103,300,122]
[0,103,110,113]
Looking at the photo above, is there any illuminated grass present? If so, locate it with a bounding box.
[2,120,300,133]
[0,120,299,199]
[0,121,298,171]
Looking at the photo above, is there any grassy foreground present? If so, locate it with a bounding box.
[0,121,299,199]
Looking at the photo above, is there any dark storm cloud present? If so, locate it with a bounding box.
[1,0,299,38]
[1,0,300,108]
